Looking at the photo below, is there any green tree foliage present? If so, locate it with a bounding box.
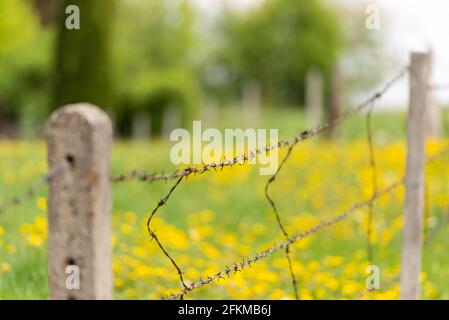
[54,0,115,110]
[114,0,199,136]
[208,0,342,106]
[337,2,395,94]
[0,0,51,123]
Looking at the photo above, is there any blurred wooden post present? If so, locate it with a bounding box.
[243,81,261,127]
[328,64,342,138]
[400,52,430,300]
[305,68,323,127]
[200,97,219,128]
[132,112,151,140]
[47,103,113,300]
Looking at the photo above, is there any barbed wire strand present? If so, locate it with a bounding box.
[165,179,404,300]
[140,67,408,300]
[264,139,300,300]
[145,176,187,299]
[111,67,408,185]
[165,145,449,300]
[365,101,378,264]
[0,161,67,216]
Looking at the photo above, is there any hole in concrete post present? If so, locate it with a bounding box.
[66,154,75,167]
[67,257,76,266]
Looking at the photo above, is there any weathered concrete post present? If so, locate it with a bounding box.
[47,103,113,300]
[400,52,430,300]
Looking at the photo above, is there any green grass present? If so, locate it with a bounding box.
[1,107,449,299]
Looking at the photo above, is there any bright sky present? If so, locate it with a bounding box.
[193,0,449,108]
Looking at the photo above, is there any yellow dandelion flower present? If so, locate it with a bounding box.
[307,260,320,272]
[37,197,47,211]
[323,256,344,267]
[124,211,137,224]
[6,244,16,254]
[114,278,125,288]
[300,288,313,300]
[342,281,359,296]
[120,224,133,235]
[1,263,12,272]
[26,233,45,247]
[19,223,33,235]
[34,216,47,234]
[132,247,146,258]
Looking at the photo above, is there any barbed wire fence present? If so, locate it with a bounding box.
[1,51,449,300]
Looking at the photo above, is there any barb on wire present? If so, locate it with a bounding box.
[145,176,189,296]
[111,170,183,184]
[164,145,449,300]
[165,179,404,300]
[365,101,378,264]
[112,67,408,185]
[142,67,408,300]
[0,161,67,216]
[264,139,300,299]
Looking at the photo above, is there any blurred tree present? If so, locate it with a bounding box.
[337,1,395,94]
[207,0,342,107]
[0,0,52,137]
[54,0,115,110]
[114,0,199,136]
[33,0,58,26]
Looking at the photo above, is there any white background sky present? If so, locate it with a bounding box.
[193,0,449,109]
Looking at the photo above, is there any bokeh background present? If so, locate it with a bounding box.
[2,0,449,300]
[0,0,408,138]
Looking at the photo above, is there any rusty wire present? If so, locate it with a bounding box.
[264,139,300,299]
[146,176,187,293]
[164,145,449,300]
[0,161,67,216]
[111,67,408,184]
[165,179,405,300]
[142,67,408,299]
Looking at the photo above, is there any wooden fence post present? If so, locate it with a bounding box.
[305,68,323,127]
[328,63,343,139]
[47,103,113,300]
[400,52,430,300]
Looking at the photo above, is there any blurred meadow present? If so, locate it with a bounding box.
[1,0,449,300]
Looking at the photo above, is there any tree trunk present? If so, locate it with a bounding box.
[328,64,343,139]
[54,0,115,110]
[33,0,59,26]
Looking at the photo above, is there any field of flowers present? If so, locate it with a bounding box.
[1,111,449,300]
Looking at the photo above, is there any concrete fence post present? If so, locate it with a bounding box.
[47,103,113,300]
